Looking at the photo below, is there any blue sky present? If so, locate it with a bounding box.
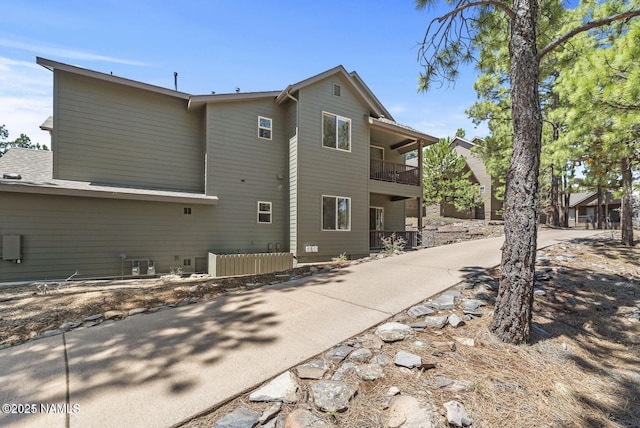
[0,0,486,148]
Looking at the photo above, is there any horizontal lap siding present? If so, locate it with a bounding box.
[206,99,288,254]
[54,71,204,192]
[296,75,369,260]
[0,193,217,281]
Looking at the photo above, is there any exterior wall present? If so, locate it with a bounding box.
[369,194,405,230]
[53,71,204,192]
[0,192,216,282]
[205,99,289,255]
[295,75,370,261]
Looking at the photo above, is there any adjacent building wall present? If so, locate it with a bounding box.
[0,192,216,282]
[294,75,370,261]
[53,71,205,192]
[205,99,289,255]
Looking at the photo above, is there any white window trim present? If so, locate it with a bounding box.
[322,111,351,152]
[258,116,272,140]
[321,195,351,231]
[257,201,272,224]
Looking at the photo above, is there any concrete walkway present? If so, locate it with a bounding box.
[0,228,600,428]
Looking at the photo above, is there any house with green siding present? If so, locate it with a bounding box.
[0,57,438,282]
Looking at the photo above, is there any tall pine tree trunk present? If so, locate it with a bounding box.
[490,0,542,344]
[621,157,634,246]
[551,170,560,227]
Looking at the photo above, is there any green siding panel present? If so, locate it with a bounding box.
[54,71,204,192]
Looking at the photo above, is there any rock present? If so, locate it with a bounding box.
[424,316,448,329]
[41,329,62,338]
[394,351,422,369]
[375,322,414,342]
[325,345,353,362]
[84,314,103,321]
[331,362,356,381]
[434,377,455,388]
[534,288,547,296]
[444,400,473,427]
[409,322,428,330]
[284,408,332,428]
[311,380,357,413]
[347,348,372,363]
[371,353,393,366]
[387,395,438,428]
[426,293,456,310]
[128,307,148,316]
[259,403,282,425]
[355,363,385,381]
[462,308,484,316]
[187,297,198,304]
[296,359,329,380]
[387,386,401,396]
[104,310,126,320]
[189,284,199,293]
[455,337,475,347]
[357,333,384,350]
[213,407,260,428]
[448,314,465,328]
[431,341,456,352]
[59,321,81,330]
[249,371,299,404]
[407,304,435,318]
[460,299,486,311]
[447,380,474,392]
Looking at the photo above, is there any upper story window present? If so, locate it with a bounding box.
[322,112,351,152]
[257,201,272,224]
[322,195,351,231]
[258,116,272,140]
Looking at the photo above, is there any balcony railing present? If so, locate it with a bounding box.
[370,159,420,186]
[370,230,419,250]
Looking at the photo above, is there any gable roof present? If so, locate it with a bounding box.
[37,57,192,100]
[274,65,389,118]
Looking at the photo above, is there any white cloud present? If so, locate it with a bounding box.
[0,38,149,67]
[0,57,52,147]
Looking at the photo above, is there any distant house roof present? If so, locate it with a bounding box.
[569,191,620,208]
[0,148,218,205]
[39,116,53,132]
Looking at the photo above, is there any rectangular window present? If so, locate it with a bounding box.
[258,116,272,140]
[257,201,272,224]
[322,112,351,151]
[322,195,351,231]
[479,185,486,195]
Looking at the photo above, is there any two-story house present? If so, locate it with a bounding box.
[0,57,438,282]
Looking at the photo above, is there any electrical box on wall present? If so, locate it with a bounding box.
[2,235,22,261]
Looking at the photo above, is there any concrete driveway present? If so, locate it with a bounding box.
[0,228,601,427]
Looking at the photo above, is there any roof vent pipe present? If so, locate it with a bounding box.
[174,72,178,91]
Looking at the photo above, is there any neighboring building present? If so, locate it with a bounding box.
[568,191,622,228]
[0,57,438,282]
[407,137,503,221]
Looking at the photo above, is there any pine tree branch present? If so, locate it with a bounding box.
[434,0,515,23]
[538,9,640,60]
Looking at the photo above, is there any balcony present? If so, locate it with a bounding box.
[370,159,420,186]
